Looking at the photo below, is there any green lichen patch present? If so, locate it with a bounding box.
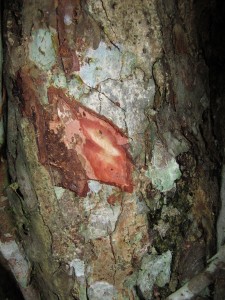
[146,142,181,192]
[68,75,91,99]
[124,251,172,299]
[51,73,67,89]
[87,281,118,300]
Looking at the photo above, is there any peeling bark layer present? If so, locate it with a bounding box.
[18,69,133,195]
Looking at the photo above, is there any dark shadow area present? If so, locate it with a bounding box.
[197,0,225,161]
[0,1,24,299]
[197,0,225,298]
[0,260,24,300]
[208,0,225,160]
[209,2,225,298]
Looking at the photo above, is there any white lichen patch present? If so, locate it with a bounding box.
[88,180,102,193]
[82,186,121,240]
[86,204,121,240]
[64,14,73,26]
[0,240,30,288]
[69,258,85,277]
[79,41,122,87]
[87,281,118,300]
[54,186,66,200]
[69,259,87,297]
[137,250,172,299]
[146,142,181,192]
[29,29,56,70]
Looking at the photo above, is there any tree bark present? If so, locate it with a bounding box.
[1,0,224,299]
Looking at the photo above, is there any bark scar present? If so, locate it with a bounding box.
[18,68,133,196]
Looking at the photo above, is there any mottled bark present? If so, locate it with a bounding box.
[1,0,224,299]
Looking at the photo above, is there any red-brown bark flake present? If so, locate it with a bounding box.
[18,68,133,196]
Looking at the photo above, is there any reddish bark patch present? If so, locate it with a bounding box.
[56,0,101,74]
[17,68,133,196]
[47,87,133,194]
[18,68,88,195]
[107,193,123,206]
[57,0,81,74]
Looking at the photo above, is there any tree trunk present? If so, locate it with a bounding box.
[1,0,224,299]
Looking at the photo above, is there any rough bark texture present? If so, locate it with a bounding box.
[1,0,224,299]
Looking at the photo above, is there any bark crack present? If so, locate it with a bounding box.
[81,74,126,112]
[100,0,120,51]
[100,0,110,24]
[122,110,129,135]
[98,90,102,114]
[98,89,126,112]
[109,233,117,285]
[104,30,121,52]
